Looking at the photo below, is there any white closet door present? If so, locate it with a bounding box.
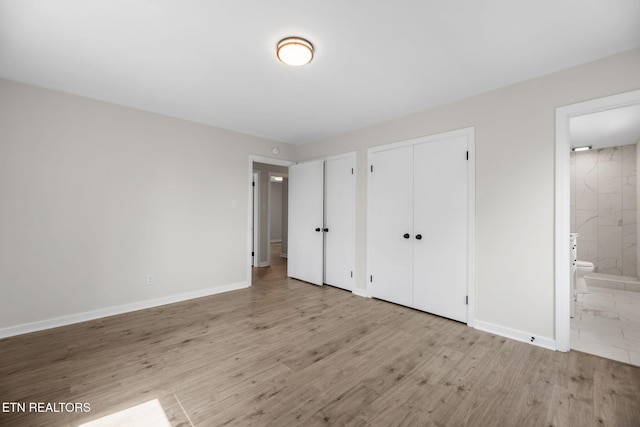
[369,146,414,306]
[324,156,355,290]
[288,160,324,285]
[413,135,468,322]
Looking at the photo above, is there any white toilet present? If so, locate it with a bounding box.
[575,261,593,293]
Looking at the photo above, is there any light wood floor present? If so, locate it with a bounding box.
[2,245,640,427]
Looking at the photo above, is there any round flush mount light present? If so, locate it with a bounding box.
[277,37,314,66]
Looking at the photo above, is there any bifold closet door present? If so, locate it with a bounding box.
[413,136,468,322]
[288,160,324,285]
[369,146,414,307]
[324,156,355,290]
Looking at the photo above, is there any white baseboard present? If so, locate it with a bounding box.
[270,239,282,243]
[280,253,287,258]
[0,281,249,339]
[352,287,369,298]
[474,320,556,351]
[258,262,269,267]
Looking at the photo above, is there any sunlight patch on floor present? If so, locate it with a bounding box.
[78,399,171,427]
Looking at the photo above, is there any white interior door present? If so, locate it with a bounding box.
[369,146,414,306]
[288,160,324,285]
[324,156,355,290]
[413,135,468,322]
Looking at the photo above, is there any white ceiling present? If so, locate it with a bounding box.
[1,1,639,145]
[570,104,640,150]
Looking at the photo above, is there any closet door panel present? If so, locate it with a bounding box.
[413,136,468,322]
[369,146,414,306]
[288,160,324,285]
[324,156,355,290]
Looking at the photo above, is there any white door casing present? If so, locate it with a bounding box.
[252,171,259,267]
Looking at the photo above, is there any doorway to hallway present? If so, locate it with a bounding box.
[247,155,294,287]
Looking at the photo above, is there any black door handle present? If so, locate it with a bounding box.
[415,234,422,240]
[323,228,329,232]
[403,233,410,239]
[315,228,321,232]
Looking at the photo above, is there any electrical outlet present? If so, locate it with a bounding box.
[146,274,154,285]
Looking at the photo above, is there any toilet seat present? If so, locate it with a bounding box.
[576,260,594,268]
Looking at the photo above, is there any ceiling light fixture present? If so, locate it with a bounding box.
[277,37,314,66]
[572,146,593,152]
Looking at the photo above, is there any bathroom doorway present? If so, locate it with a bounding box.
[556,90,640,365]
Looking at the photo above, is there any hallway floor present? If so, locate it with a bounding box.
[571,286,640,366]
[252,242,286,285]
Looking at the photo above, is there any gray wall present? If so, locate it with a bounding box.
[270,181,283,242]
[0,79,295,330]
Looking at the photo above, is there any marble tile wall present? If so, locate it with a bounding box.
[570,145,637,276]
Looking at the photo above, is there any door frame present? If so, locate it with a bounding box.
[554,89,640,351]
[253,171,260,267]
[366,127,476,326]
[248,155,295,286]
